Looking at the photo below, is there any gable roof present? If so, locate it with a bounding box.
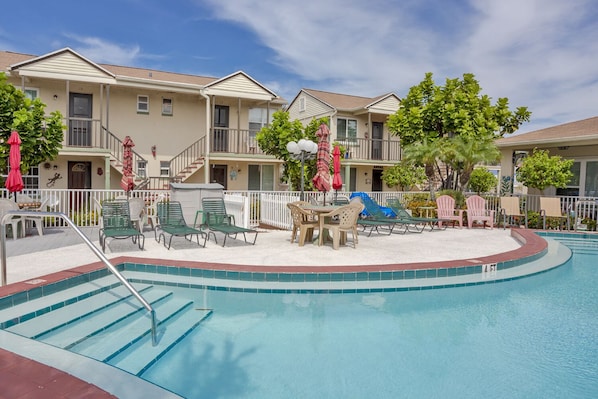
[0,49,284,102]
[205,70,279,101]
[496,116,598,148]
[7,47,116,84]
[289,88,400,113]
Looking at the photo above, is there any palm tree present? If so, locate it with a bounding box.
[403,138,444,199]
[449,136,500,190]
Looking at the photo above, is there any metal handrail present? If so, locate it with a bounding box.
[0,211,158,346]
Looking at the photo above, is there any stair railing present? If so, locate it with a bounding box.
[0,211,158,346]
[169,136,206,180]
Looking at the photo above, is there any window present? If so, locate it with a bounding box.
[24,88,39,100]
[248,108,276,149]
[337,118,357,141]
[160,161,170,177]
[137,161,147,178]
[248,164,274,191]
[248,108,275,133]
[137,95,149,113]
[162,98,173,116]
[4,166,39,189]
[299,97,306,112]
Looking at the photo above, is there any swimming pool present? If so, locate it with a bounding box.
[139,235,596,398]
[1,233,596,398]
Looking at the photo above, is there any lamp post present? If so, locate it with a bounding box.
[286,138,318,201]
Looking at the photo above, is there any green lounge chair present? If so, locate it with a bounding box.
[350,196,404,236]
[99,200,145,253]
[201,197,258,247]
[156,201,207,249]
[386,197,446,232]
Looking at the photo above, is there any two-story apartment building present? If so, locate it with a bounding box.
[497,116,598,197]
[0,48,286,193]
[287,88,402,192]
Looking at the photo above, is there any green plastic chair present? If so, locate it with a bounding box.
[156,201,207,249]
[99,200,145,253]
[386,197,446,232]
[201,197,258,246]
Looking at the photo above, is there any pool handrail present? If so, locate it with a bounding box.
[0,210,158,346]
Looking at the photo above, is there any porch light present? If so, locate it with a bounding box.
[287,139,318,201]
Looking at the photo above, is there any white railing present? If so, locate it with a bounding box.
[1,189,596,231]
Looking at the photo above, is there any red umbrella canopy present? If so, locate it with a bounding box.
[120,136,135,192]
[332,145,343,191]
[312,123,331,193]
[5,131,24,193]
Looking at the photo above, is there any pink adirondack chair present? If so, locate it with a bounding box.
[465,195,495,229]
[435,195,464,228]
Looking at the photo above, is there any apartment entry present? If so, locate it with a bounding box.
[211,164,227,189]
[68,161,91,210]
[69,93,92,146]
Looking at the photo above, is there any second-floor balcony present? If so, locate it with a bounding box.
[62,119,403,163]
[336,137,402,162]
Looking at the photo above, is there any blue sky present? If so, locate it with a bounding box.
[1,0,597,134]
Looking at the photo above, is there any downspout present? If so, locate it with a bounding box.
[199,89,211,183]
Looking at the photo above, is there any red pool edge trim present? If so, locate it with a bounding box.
[0,229,546,297]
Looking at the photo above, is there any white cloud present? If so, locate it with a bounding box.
[64,34,141,66]
[202,0,598,132]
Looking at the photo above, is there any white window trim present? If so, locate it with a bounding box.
[137,95,149,113]
[162,98,173,116]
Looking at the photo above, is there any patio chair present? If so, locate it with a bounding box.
[435,195,464,228]
[540,197,570,230]
[202,197,258,247]
[386,197,445,232]
[156,201,207,249]
[0,198,25,239]
[23,198,49,236]
[322,202,365,249]
[287,202,319,246]
[499,196,527,229]
[465,195,495,229]
[349,196,399,236]
[128,197,146,233]
[99,200,145,253]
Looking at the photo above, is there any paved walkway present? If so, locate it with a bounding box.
[3,225,523,285]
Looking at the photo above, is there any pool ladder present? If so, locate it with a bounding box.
[0,211,158,346]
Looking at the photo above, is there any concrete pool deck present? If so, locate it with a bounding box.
[0,225,547,398]
[3,225,530,285]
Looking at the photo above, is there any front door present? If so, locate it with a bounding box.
[213,105,229,152]
[69,93,92,146]
[372,168,383,191]
[68,161,91,210]
[210,164,228,189]
[371,122,383,160]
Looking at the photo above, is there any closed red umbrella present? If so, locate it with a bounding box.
[312,123,331,201]
[120,136,135,195]
[5,131,24,196]
[332,145,343,192]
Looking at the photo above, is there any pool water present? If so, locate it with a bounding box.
[139,237,598,398]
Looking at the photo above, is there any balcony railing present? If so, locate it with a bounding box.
[334,138,402,162]
[64,118,103,148]
[210,128,265,155]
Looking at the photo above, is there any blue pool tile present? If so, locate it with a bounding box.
[356,272,368,281]
[404,270,415,279]
[291,274,305,282]
[368,272,381,281]
[415,270,426,279]
[392,271,404,280]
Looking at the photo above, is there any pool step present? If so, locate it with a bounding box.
[1,282,212,377]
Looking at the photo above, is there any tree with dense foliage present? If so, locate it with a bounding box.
[468,167,498,194]
[382,160,427,191]
[388,72,530,192]
[516,149,573,192]
[0,73,64,175]
[256,110,328,190]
